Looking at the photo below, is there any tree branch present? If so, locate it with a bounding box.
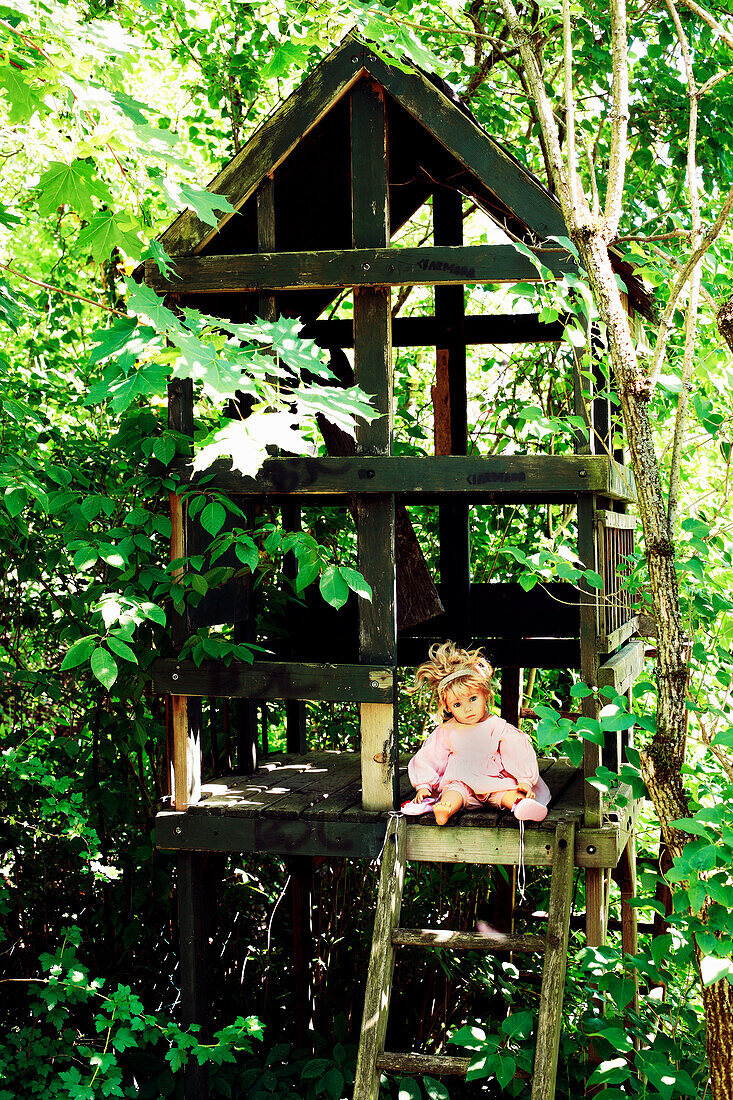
[0,263,125,317]
[605,0,629,236]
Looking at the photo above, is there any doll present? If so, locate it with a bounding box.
[402,641,550,826]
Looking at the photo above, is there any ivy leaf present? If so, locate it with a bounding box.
[78,211,142,263]
[397,1078,421,1100]
[37,160,112,219]
[90,647,118,690]
[61,636,98,671]
[319,565,349,610]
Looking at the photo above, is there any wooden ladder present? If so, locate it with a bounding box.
[353,817,576,1100]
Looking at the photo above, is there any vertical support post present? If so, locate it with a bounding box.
[488,666,524,932]
[576,328,604,944]
[178,851,210,1100]
[168,378,202,810]
[351,78,396,811]
[283,501,308,754]
[353,816,406,1100]
[287,855,315,1046]
[433,188,470,643]
[232,175,280,775]
[531,823,575,1100]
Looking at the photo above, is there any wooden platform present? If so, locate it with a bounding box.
[156,753,634,868]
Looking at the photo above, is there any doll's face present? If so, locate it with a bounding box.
[444,685,488,725]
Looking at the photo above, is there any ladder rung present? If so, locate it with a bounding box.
[392,928,546,953]
[377,1053,470,1077]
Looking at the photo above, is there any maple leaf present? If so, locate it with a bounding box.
[192,413,309,478]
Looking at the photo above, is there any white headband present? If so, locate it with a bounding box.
[438,666,484,693]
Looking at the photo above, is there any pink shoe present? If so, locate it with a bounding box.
[512,797,548,822]
[401,796,439,816]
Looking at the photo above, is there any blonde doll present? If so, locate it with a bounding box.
[402,641,550,826]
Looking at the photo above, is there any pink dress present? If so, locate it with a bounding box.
[408,714,551,810]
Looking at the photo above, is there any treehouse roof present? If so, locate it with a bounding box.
[149,33,651,319]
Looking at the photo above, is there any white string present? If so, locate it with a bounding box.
[266,873,292,956]
[517,820,526,902]
[373,810,403,865]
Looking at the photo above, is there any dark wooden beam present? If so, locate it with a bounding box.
[172,455,635,501]
[178,852,210,1100]
[302,313,565,348]
[351,78,397,812]
[434,188,470,644]
[151,659,394,702]
[143,243,578,295]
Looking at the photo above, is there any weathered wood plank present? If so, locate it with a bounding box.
[598,640,645,695]
[434,187,470,644]
[376,1053,470,1077]
[144,243,578,294]
[392,929,545,952]
[351,78,397,815]
[171,455,634,500]
[151,659,393,702]
[353,816,406,1100]
[531,823,575,1100]
[302,313,566,348]
[578,493,602,827]
[157,39,364,257]
[156,809,625,865]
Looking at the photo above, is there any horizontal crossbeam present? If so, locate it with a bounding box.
[303,313,566,348]
[376,1053,470,1077]
[151,659,393,702]
[392,929,545,952]
[144,244,577,295]
[173,455,634,501]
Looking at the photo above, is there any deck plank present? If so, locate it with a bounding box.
[195,752,358,818]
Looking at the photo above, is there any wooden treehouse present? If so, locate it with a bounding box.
[143,35,647,1100]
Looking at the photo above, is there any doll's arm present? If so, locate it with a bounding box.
[408,727,449,793]
[498,728,540,790]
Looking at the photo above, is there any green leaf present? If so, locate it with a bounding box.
[423,1077,449,1100]
[495,1054,516,1089]
[90,647,118,690]
[319,565,350,610]
[141,239,178,279]
[200,502,226,536]
[4,486,26,517]
[78,211,142,264]
[301,1059,332,1080]
[562,738,584,766]
[126,280,180,332]
[61,636,98,671]
[321,1067,344,1099]
[339,567,372,601]
[700,955,733,986]
[0,277,36,332]
[584,569,604,589]
[397,1078,421,1100]
[500,1011,533,1039]
[37,160,112,219]
[106,636,138,665]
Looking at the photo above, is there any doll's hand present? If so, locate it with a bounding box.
[516,781,534,798]
[415,787,432,803]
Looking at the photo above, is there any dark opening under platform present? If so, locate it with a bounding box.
[156,753,634,868]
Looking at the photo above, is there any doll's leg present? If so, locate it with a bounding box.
[434,788,465,825]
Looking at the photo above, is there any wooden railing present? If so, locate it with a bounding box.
[594,510,636,652]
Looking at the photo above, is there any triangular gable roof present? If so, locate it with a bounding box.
[160,35,564,256]
[155,34,651,317]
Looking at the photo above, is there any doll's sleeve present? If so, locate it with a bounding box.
[498,726,540,786]
[408,727,449,790]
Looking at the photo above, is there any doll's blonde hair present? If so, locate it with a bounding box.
[408,641,494,722]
